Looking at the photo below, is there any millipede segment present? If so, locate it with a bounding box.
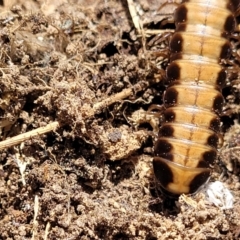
[153,0,240,195]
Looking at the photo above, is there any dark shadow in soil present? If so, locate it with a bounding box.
[106,160,136,185]
[149,185,180,216]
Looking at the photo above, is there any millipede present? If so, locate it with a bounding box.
[153,0,240,195]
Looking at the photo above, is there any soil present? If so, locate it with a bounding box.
[0,0,240,239]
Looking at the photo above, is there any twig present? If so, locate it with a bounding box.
[93,81,148,113]
[44,222,50,240]
[0,122,59,151]
[127,0,141,32]
[31,195,39,240]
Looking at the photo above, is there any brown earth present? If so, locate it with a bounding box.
[0,0,240,239]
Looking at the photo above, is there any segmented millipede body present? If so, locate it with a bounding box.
[153,0,240,195]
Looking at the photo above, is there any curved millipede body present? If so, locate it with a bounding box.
[153,0,240,195]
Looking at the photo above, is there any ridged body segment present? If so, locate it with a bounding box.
[153,0,240,195]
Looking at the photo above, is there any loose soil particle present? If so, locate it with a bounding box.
[0,0,240,239]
